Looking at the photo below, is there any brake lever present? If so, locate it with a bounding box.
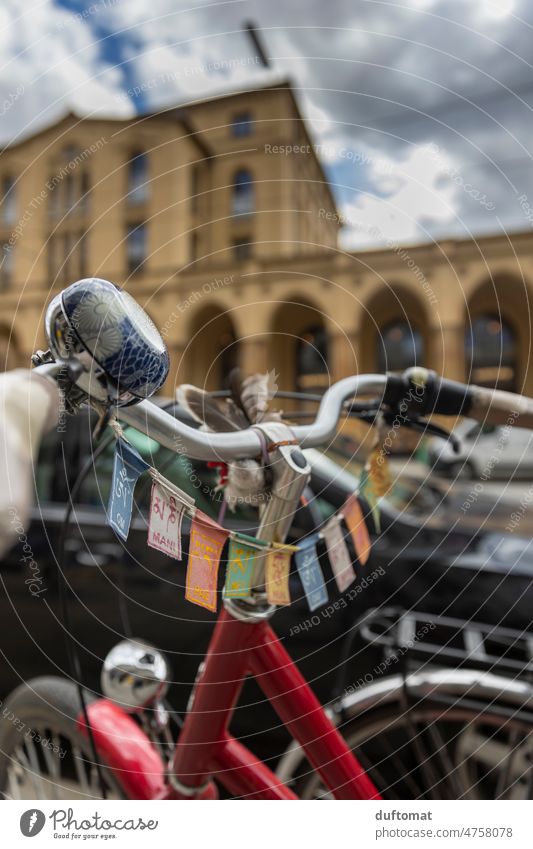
[349,409,461,453]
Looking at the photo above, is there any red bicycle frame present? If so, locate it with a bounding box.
[77,423,381,800]
[80,606,381,800]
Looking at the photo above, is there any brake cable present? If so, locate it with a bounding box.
[57,429,113,800]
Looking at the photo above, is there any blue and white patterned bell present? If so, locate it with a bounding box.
[45,278,169,404]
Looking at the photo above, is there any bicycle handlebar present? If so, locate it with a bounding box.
[383,367,533,428]
[33,364,533,461]
[119,374,389,460]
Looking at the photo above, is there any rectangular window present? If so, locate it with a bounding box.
[78,231,88,278]
[0,244,12,289]
[49,179,60,218]
[126,222,147,274]
[191,164,201,214]
[233,237,252,261]
[63,232,73,279]
[232,169,254,217]
[127,151,149,205]
[79,172,90,214]
[47,234,57,282]
[231,112,253,137]
[191,230,199,263]
[64,175,76,215]
[1,177,16,225]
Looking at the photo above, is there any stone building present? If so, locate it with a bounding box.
[0,80,530,396]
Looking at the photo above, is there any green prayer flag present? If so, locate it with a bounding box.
[225,534,263,599]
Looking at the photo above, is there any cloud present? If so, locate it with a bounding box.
[2,0,533,245]
[0,0,132,145]
[338,143,457,248]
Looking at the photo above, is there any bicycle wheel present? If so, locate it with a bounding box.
[0,676,124,800]
[294,699,533,800]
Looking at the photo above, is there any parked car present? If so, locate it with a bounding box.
[2,404,533,761]
[428,419,533,479]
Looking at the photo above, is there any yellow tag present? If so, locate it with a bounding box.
[265,542,297,606]
[367,445,391,498]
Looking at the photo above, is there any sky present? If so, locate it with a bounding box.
[1,0,533,249]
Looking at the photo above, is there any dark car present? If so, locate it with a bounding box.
[2,406,533,759]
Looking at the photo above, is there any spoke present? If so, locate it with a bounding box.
[495,728,521,800]
[72,745,92,797]
[23,737,48,799]
[426,723,464,799]
[39,729,61,800]
[356,746,402,801]
[6,766,22,800]
[375,729,425,799]
[14,744,43,799]
[407,720,446,800]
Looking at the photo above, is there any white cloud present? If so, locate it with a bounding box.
[0,0,132,145]
[339,144,457,248]
[0,0,531,246]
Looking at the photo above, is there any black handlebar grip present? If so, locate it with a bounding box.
[385,367,533,427]
[383,368,474,417]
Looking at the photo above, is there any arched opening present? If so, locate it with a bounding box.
[377,321,424,373]
[360,285,429,374]
[184,306,239,391]
[0,326,20,370]
[295,325,329,391]
[231,169,254,217]
[466,274,531,393]
[466,315,517,391]
[269,300,329,393]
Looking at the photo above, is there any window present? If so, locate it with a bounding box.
[231,169,254,216]
[78,231,88,278]
[377,321,423,372]
[126,222,147,274]
[296,326,329,390]
[232,236,252,261]
[1,177,16,225]
[466,314,517,391]
[191,164,201,213]
[0,244,12,289]
[47,234,58,282]
[49,177,60,218]
[64,174,76,214]
[127,151,149,205]
[63,232,73,279]
[191,230,199,262]
[80,172,90,214]
[231,112,253,137]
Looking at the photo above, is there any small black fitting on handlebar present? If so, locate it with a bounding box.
[383,367,473,418]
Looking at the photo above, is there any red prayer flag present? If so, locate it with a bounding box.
[185,511,228,612]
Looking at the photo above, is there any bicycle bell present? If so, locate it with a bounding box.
[101,639,170,711]
[44,278,169,406]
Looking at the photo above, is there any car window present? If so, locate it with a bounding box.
[73,422,258,523]
[383,478,442,515]
[34,417,84,504]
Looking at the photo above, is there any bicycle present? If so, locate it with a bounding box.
[2,278,533,800]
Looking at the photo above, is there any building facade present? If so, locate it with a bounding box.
[0,81,531,397]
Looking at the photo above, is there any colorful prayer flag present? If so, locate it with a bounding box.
[343,494,372,566]
[225,533,264,599]
[107,438,150,541]
[185,511,228,612]
[294,534,328,611]
[147,479,186,560]
[265,543,296,605]
[322,514,355,592]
